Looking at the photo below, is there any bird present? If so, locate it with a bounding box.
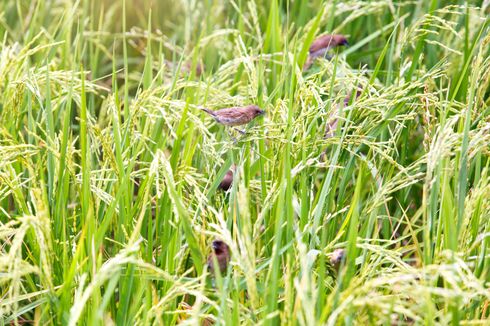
[329,248,345,272]
[207,240,231,275]
[200,105,265,128]
[343,88,362,106]
[325,88,362,139]
[309,34,348,57]
[324,115,339,140]
[183,61,204,77]
[218,166,235,191]
[304,34,348,70]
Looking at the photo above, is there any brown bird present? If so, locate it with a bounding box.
[325,88,362,139]
[218,166,235,191]
[324,115,339,140]
[343,88,362,106]
[184,61,204,77]
[310,34,348,56]
[207,240,231,275]
[329,248,345,272]
[201,105,265,127]
[304,34,348,70]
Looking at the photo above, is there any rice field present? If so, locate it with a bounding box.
[0,0,489,325]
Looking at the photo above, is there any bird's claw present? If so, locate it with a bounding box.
[233,127,246,135]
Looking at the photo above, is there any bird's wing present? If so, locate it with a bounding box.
[214,107,247,119]
[309,35,333,53]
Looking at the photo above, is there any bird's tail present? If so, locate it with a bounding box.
[199,107,215,117]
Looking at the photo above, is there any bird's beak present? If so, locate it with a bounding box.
[259,110,265,115]
[212,242,219,250]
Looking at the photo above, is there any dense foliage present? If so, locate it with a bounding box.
[0,0,489,324]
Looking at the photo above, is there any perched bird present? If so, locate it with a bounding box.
[218,166,235,191]
[325,88,362,139]
[310,34,348,57]
[207,240,231,275]
[324,115,339,140]
[304,34,348,70]
[343,88,362,106]
[329,248,345,272]
[184,61,204,77]
[201,105,265,127]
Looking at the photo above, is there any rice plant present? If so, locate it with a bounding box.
[0,0,489,325]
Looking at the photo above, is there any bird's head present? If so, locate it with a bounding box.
[249,105,265,118]
[334,35,349,46]
[212,240,228,254]
[329,248,345,266]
